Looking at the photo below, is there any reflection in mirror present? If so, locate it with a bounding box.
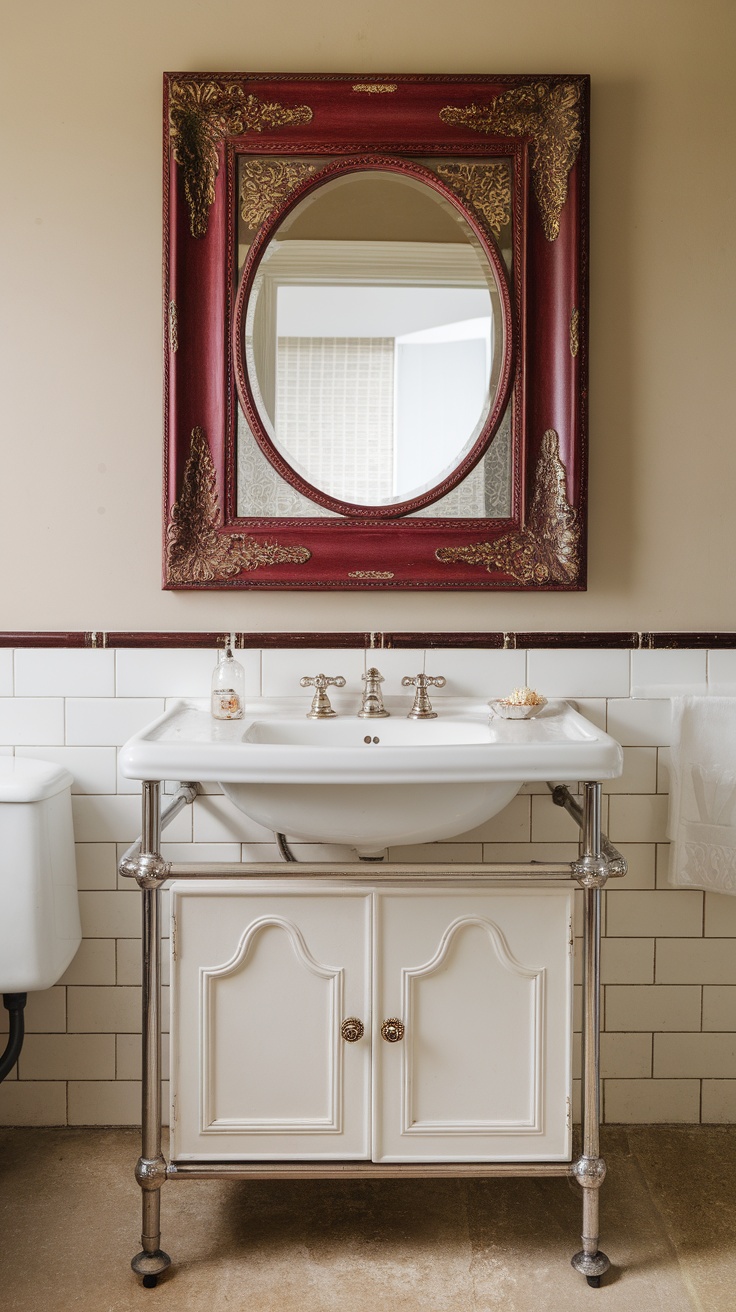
[237,169,508,514]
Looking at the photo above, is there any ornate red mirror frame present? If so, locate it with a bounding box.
[163,73,589,591]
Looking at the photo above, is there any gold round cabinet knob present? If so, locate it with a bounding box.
[381,1018,405,1043]
[341,1018,364,1043]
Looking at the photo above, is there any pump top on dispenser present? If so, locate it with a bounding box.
[211,635,245,720]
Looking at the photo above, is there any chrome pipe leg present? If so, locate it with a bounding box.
[131,781,171,1287]
[571,782,610,1287]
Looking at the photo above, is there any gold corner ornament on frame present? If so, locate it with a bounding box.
[440,80,583,241]
[168,80,313,238]
[165,428,311,584]
[436,431,581,585]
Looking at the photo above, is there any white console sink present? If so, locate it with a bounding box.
[120,698,623,855]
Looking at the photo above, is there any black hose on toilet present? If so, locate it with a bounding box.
[0,993,27,1083]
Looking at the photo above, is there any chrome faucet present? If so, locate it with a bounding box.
[358,667,390,718]
[300,674,346,719]
[401,672,446,719]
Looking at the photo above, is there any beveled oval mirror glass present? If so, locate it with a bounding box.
[240,170,506,511]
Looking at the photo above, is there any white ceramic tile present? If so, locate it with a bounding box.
[0,987,66,1034]
[0,1083,67,1126]
[78,890,142,937]
[424,649,526,699]
[701,1081,736,1123]
[603,1079,700,1123]
[58,940,116,986]
[657,746,671,795]
[608,794,669,844]
[160,842,242,864]
[192,794,273,842]
[67,986,141,1034]
[19,1034,115,1080]
[603,747,657,795]
[631,649,707,698]
[116,1033,170,1081]
[16,745,116,794]
[261,648,366,703]
[116,647,261,698]
[15,648,115,697]
[702,987,736,1030]
[65,697,165,746]
[74,843,118,890]
[116,939,170,987]
[655,939,736,984]
[708,650,736,693]
[67,1080,144,1126]
[704,892,736,937]
[600,938,655,985]
[0,649,13,695]
[531,792,609,844]
[72,794,192,843]
[481,841,579,865]
[240,843,282,863]
[600,1033,653,1079]
[526,649,630,699]
[606,699,672,747]
[460,794,530,842]
[605,844,656,890]
[606,890,704,938]
[654,1033,736,1078]
[0,697,64,745]
[386,843,484,863]
[605,985,701,1031]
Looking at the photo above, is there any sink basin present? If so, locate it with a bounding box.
[120,698,623,855]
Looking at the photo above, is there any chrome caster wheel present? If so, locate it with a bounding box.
[143,1275,158,1288]
[586,1275,601,1288]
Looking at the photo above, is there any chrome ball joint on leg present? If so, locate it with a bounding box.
[571,1155,609,1287]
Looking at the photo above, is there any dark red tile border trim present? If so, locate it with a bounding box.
[0,632,735,649]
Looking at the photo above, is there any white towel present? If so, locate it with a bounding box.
[668,697,736,894]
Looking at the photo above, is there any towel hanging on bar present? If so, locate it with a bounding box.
[667,697,736,895]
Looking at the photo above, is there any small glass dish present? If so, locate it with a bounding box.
[488,697,548,720]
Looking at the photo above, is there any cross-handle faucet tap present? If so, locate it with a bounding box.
[358,667,390,719]
[300,673,346,719]
[401,672,446,719]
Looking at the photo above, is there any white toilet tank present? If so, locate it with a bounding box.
[0,758,82,992]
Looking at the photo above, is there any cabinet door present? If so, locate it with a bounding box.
[374,887,573,1162]
[170,884,371,1161]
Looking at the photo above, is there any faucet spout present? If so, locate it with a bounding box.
[358,667,390,718]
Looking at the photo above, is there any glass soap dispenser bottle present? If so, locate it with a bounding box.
[211,634,245,720]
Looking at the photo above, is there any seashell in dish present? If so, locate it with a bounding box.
[488,687,548,720]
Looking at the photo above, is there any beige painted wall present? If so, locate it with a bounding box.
[2,1,734,633]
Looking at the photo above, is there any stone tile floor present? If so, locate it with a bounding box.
[0,1127,734,1311]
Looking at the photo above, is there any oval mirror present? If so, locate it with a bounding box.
[234,161,513,517]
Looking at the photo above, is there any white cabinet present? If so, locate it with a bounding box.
[170,880,573,1165]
